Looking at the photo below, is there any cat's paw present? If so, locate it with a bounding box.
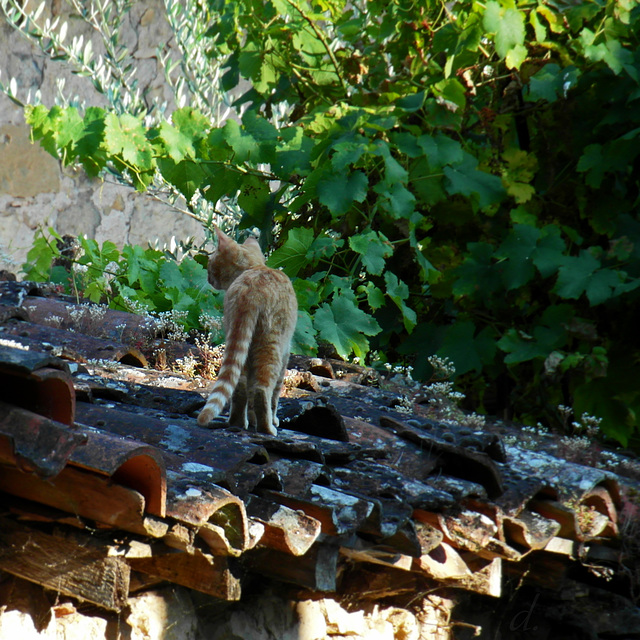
[272,415,280,428]
[262,423,278,436]
[197,408,215,427]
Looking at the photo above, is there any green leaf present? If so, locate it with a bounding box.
[157,120,195,162]
[267,227,315,277]
[531,227,567,278]
[22,227,61,281]
[307,235,344,261]
[103,113,154,171]
[330,136,369,170]
[158,157,207,201]
[438,320,497,376]
[586,268,627,306]
[314,293,381,359]
[171,107,210,141]
[453,242,499,297]
[292,310,318,356]
[496,224,541,290]
[76,107,107,176]
[159,260,185,290]
[526,64,580,103]
[444,154,505,209]
[375,182,416,219]
[237,175,272,228]
[498,315,567,364]
[201,165,243,203]
[417,133,464,168]
[123,245,161,294]
[293,278,321,311]
[554,250,600,300]
[577,144,605,188]
[359,282,385,310]
[384,271,417,333]
[317,170,368,215]
[222,118,259,162]
[373,139,408,183]
[349,230,393,276]
[484,2,525,59]
[505,43,527,70]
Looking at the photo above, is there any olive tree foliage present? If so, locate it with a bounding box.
[2,0,640,445]
[0,0,240,226]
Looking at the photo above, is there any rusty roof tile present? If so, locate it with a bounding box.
[0,401,86,476]
[0,283,632,608]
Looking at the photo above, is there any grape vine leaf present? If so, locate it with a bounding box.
[314,293,381,359]
[103,113,154,171]
[554,250,600,300]
[267,227,315,277]
[438,320,497,375]
[483,2,525,62]
[292,310,318,356]
[349,230,393,275]
[317,170,368,215]
[444,154,505,209]
[384,271,417,333]
[157,121,196,163]
[495,224,541,290]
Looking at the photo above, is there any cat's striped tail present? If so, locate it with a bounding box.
[197,312,256,427]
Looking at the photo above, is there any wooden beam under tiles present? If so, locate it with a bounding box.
[0,517,130,611]
[243,542,339,592]
[129,549,242,600]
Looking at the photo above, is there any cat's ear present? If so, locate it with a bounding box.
[243,236,266,263]
[243,236,260,249]
[215,226,232,248]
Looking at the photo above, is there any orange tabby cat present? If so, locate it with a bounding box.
[197,227,298,435]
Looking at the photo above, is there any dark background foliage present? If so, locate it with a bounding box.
[20,0,640,446]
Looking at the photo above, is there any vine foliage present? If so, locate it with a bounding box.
[6,0,640,445]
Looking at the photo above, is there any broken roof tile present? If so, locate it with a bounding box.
[0,283,632,611]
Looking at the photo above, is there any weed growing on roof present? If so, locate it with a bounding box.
[173,353,199,378]
[44,315,65,328]
[195,339,224,379]
[395,395,414,415]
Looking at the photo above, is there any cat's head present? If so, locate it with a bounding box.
[208,227,266,290]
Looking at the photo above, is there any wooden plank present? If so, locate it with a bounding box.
[243,542,338,592]
[0,517,129,611]
[455,558,502,598]
[415,543,502,598]
[340,541,414,571]
[129,550,241,600]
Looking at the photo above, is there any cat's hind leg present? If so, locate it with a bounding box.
[253,387,275,436]
[252,345,283,436]
[270,359,288,430]
[228,373,249,429]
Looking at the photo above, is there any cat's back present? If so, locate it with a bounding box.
[227,264,297,330]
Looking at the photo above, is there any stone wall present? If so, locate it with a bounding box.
[0,0,205,275]
[0,577,454,640]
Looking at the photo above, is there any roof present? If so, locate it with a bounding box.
[0,278,635,613]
